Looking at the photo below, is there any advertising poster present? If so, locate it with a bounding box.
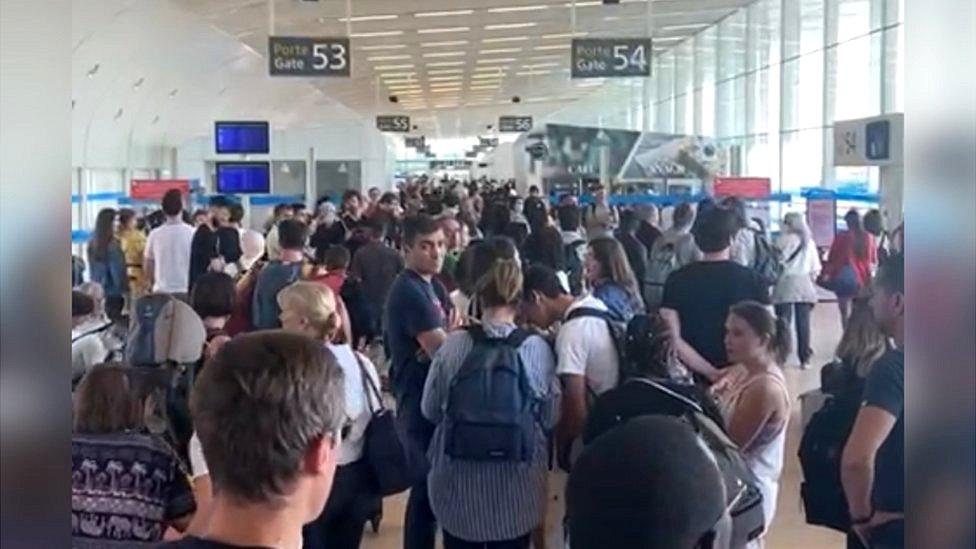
[619,133,726,182]
[807,192,838,247]
[542,124,640,188]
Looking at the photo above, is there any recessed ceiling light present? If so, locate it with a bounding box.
[654,36,685,42]
[479,48,522,55]
[426,61,466,67]
[516,70,554,76]
[562,1,602,7]
[422,51,466,58]
[368,55,411,61]
[472,72,506,79]
[414,9,474,18]
[373,64,415,70]
[428,68,464,75]
[522,62,561,69]
[481,36,530,43]
[430,87,462,93]
[380,71,417,77]
[350,30,404,38]
[542,32,588,40]
[534,44,570,50]
[429,75,464,81]
[417,27,470,34]
[470,84,501,90]
[359,44,407,51]
[421,40,469,47]
[338,14,398,23]
[487,5,550,13]
[660,23,710,31]
[484,22,537,30]
[473,65,510,72]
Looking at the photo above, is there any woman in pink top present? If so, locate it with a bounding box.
[822,209,877,329]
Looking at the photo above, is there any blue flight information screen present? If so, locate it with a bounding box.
[215,121,270,154]
[215,162,271,194]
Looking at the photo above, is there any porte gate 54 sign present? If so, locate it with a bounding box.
[376,115,411,132]
[498,116,533,132]
[269,36,351,76]
[571,38,651,78]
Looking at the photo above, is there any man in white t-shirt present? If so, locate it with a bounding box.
[522,264,620,470]
[144,189,195,296]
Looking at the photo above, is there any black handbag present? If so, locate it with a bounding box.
[355,355,412,496]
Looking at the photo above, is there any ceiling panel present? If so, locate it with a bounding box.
[167,0,753,137]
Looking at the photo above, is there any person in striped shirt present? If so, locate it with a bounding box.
[422,259,560,549]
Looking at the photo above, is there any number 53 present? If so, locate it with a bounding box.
[313,43,347,70]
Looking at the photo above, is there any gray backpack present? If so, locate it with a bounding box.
[645,241,679,309]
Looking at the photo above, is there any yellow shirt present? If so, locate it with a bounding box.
[117,228,147,293]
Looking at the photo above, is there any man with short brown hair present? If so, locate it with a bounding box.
[158,331,346,548]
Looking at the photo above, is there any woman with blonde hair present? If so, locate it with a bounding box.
[422,258,560,548]
[773,212,822,368]
[277,281,382,549]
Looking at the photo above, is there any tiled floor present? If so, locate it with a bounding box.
[361,305,848,549]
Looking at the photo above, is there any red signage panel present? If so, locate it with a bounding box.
[713,176,772,199]
[130,179,190,200]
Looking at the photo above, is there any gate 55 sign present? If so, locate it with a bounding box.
[571,38,650,78]
[499,116,532,132]
[269,36,350,76]
[376,115,410,132]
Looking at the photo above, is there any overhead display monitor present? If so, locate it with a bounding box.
[215,162,271,194]
[215,121,270,154]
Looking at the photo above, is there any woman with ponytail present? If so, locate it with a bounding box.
[712,301,792,545]
[422,258,559,549]
[823,209,878,329]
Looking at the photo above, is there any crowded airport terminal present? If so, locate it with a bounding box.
[66,1,907,548]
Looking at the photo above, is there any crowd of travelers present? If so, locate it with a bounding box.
[71,176,904,549]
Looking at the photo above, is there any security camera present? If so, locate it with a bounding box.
[412,124,418,130]
[389,95,398,103]
[512,96,521,103]
[487,124,493,130]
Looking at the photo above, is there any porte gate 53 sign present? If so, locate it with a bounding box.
[498,116,533,132]
[571,38,651,78]
[376,115,411,132]
[269,36,351,76]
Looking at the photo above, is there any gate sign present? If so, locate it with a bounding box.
[376,115,411,132]
[268,36,351,77]
[498,116,532,132]
[833,113,903,166]
[405,136,426,149]
[713,176,771,199]
[571,38,651,78]
[130,179,190,200]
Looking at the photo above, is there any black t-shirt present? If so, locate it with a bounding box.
[524,225,565,271]
[583,378,724,445]
[636,220,662,252]
[189,225,218,290]
[862,348,904,513]
[661,260,769,367]
[156,536,271,548]
[216,226,242,263]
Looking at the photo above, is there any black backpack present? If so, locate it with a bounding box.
[798,369,865,532]
[444,326,541,462]
[636,378,766,547]
[564,239,587,296]
[751,219,784,286]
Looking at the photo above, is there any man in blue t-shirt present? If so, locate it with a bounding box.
[843,253,904,548]
[384,214,451,549]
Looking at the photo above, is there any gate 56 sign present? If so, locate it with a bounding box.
[269,36,351,76]
[571,38,651,78]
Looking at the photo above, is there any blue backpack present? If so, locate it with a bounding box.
[445,326,540,462]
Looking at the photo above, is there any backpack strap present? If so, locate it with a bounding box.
[565,306,611,323]
[627,377,704,414]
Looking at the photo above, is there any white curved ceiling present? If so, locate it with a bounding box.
[73,0,750,165]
